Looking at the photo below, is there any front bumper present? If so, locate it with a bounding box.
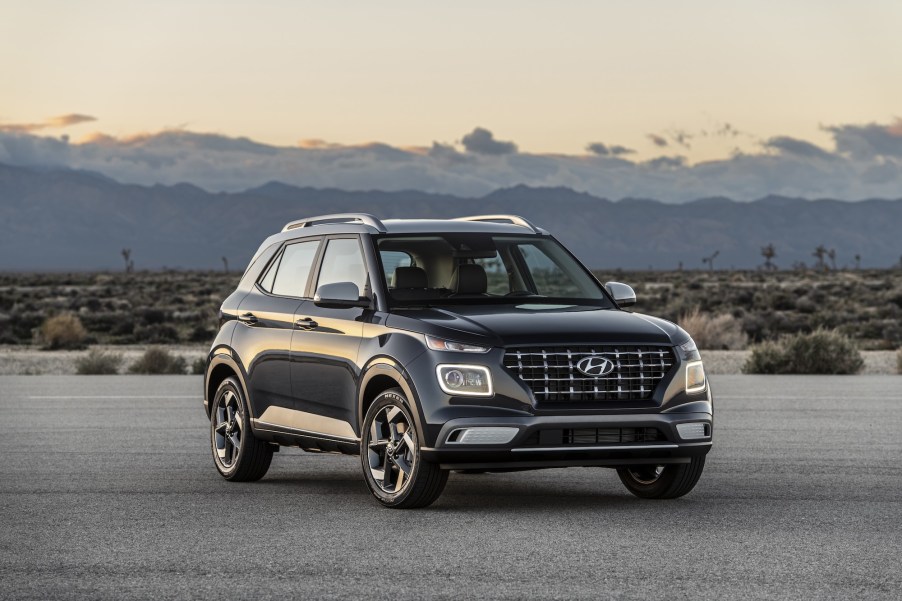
[420,412,712,470]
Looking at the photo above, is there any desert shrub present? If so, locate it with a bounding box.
[133,324,181,344]
[75,349,123,375]
[679,308,748,350]
[191,357,206,375]
[743,329,864,375]
[110,318,136,336]
[189,325,214,343]
[139,308,167,325]
[36,312,87,350]
[129,347,188,374]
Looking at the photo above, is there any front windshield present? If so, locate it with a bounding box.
[374,234,612,307]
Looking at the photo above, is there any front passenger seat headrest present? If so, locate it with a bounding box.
[392,266,428,289]
[454,264,488,295]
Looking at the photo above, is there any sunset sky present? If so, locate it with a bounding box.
[3,0,901,161]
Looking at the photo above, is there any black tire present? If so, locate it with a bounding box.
[360,389,448,509]
[617,456,705,499]
[210,376,273,482]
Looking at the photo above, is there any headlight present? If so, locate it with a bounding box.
[436,364,493,396]
[679,338,701,361]
[685,360,706,394]
[426,336,490,353]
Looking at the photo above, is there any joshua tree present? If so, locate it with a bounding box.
[812,245,827,271]
[760,244,777,271]
[827,248,837,271]
[221,256,229,273]
[702,250,719,272]
[854,254,861,270]
[121,248,134,273]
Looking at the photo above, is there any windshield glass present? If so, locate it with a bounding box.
[374,234,612,307]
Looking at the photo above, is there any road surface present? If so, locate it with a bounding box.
[1,375,900,600]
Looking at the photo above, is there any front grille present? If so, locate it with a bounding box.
[503,345,676,401]
[522,427,666,446]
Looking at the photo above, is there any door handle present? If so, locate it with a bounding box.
[238,312,258,325]
[295,317,318,330]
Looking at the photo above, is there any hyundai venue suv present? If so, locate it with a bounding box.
[204,214,712,508]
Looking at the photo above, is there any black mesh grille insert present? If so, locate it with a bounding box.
[503,345,676,401]
[521,427,666,446]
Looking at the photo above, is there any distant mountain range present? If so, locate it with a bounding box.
[1,162,900,271]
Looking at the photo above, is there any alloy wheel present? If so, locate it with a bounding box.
[366,404,417,494]
[213,389,243,468]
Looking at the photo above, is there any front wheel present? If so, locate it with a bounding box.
[360,389,448,509]
[617,456,705,499]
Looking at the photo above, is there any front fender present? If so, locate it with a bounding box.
[357,358,427,442]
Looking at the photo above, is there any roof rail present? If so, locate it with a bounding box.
[453,214,541,233]
[282,213,386,233]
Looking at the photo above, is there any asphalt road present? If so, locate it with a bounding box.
[1,375,900,600]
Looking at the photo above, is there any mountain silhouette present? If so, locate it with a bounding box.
[1,162,899,271]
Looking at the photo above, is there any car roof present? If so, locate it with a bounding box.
[380,219,542,235]
[247,214,549,266]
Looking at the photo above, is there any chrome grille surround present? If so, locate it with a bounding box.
[503,345,676,401]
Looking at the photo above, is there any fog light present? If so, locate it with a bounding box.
[436,365,493,396]
[685,360,706,393]
[448,427,518,445]
[676,422,709,440]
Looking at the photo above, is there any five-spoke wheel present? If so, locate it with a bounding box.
[360,389,448,508]
[210,377,273,481]
[213,388,243,469]
[366,404,417,494]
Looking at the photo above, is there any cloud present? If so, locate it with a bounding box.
[586,142,635,157]
[669,130,693,149]
[46,114,96,127]
[1,119,902,202]
[827,119,902,159]
[647,134,668,148]
[644,155,687,169]
[0,113,96,133]
[460,127,518,155]
[764,136,835,160]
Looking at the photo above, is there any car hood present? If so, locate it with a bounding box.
[387,303,682,347]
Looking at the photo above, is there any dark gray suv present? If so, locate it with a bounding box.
[204,214,712,508]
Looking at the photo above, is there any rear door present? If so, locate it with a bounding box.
[232,237,320,419]
[289,236,368,440]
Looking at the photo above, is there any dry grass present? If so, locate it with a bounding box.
[75,349,123,375]
[36,313,87,350]
[128,347,188,375]
[678,307,748,350]
[744,329,864,375]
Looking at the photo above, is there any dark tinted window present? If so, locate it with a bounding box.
[374,234,608,306]
[270,240,320,297]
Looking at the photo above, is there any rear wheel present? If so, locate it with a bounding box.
[361,389,448,509]
[617,456,705,499]
[210,377,273,482]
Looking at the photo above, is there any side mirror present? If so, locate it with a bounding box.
[314,282,370,308]
[604,281,636,307]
